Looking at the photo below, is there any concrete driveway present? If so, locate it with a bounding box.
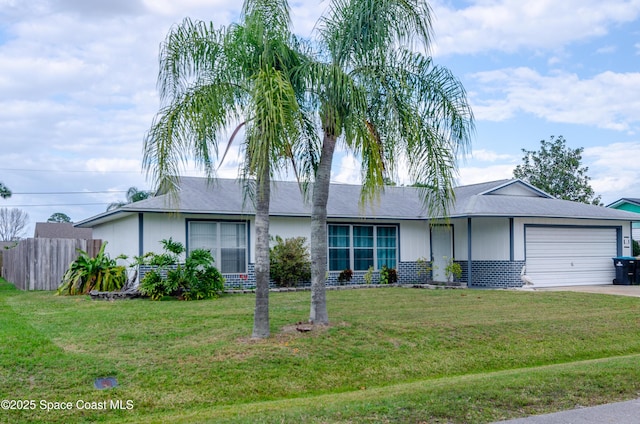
[533,284,640,297]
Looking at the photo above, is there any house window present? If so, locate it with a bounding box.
[328,224,397,271]
[188,221,247,273]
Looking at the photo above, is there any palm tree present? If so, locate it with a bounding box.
[0,182,11,199]
[307,0,474,324]
[143,1,315,338]
[106,187,152,211]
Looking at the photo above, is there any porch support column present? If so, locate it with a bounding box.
[467,217,472,287]
[138,213,144,257]
[509,218,514,261]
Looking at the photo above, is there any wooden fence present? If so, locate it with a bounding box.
[2,238,102,291]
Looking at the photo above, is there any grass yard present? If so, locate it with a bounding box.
[1,278,640,423]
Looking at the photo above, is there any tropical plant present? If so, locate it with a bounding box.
[363,266,374,285]
[57,242,127,295]
[0,182,11,199]
[307,0,474,324]
[143,1,315,337]
[379,265,398,285]
[137,238,224,301]
[416,256,433,283]
[270,236,311,287]
[337,269,353,285]
[106,187,152,211]
[444,257,462,283]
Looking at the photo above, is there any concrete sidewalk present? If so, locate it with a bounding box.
[492,398,640,423]
[533,284,640,297]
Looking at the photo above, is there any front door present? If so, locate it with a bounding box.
[431,225,453,282]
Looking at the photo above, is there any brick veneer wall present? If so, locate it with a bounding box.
[459,260,525,288]
[139,261,430,290]
[139,260,525,289]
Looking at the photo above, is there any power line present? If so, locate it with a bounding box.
[0,167,142,174]
[10,191,127,195]
[1,203,110,207]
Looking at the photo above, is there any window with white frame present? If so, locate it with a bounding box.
[328,224,397,271]
[188,221,247,273]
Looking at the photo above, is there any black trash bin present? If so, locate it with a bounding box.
[612,257,636,285]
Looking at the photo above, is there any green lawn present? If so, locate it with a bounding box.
[1,278,639,423]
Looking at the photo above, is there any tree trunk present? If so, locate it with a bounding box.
[309,133,337,325]
[252,167,271,338]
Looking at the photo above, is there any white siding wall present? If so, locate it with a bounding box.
[471,217,511,261]
[270,217,312,241]
[399,221,429,262]
[451,219,468,260]
[142,213,188,258]
[491,185,540,197]
[92,213,139,261]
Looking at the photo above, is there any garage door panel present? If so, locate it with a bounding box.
[527,257,612,271]
[526,246,613,258]
[525,227,617,287]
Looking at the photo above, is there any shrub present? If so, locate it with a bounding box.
[379,265,398,285]
[138,238,224,300]
[633,240,640,257]
[57,242,127,295]
[416,257,433,283]
[444,257,462,282]
[269,236,311,287]
[337,269,353,284]
[363,266,374,284]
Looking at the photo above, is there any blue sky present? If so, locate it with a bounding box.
[1,0,639,236]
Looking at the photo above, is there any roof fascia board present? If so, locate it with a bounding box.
[606,198,640,208]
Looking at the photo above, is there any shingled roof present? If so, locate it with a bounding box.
[75,177,640,227]
[34,222,93,239]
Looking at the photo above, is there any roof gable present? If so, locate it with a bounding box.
[607,198,640,210]
[479,180,553,198]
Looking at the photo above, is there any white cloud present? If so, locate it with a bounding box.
[457,164,516,186]
[331,154,361,185]
[583,142,640,198]
[431,0,640,56]
[466,149,517,162]
[469,68,640,132]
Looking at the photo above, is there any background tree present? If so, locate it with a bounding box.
[0,182,11,199]
[106,187,152,211]
[47,212,72,223]
[0,208,29,241]
[513,136,601,205]
[143,1,315,338]
[306,0,474,324]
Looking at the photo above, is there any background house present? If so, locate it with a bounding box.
[34,222,92,239]
[607,198,640,242]
[75,178,638,289]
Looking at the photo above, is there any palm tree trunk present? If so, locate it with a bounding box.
[309,134,337,325]
[252,167,271,338]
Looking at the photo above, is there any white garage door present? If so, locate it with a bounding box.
[525,226,618,287]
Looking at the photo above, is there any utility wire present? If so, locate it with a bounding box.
[1,203,110,207]
[10,191,127,195]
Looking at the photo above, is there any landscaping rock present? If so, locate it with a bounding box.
[89,288,142,300]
